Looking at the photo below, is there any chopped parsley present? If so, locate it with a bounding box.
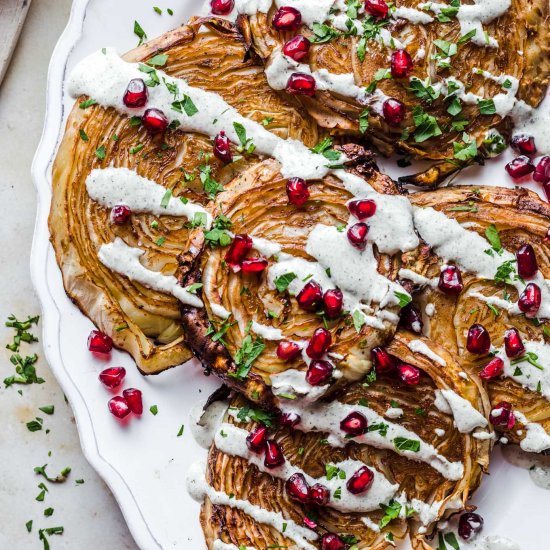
[134,20,147,46]
[233,122,256,154]
[79,98,97,109]
[511,351,544,371]
[394,291,412,308]
[393,437,420,452]
[231,334,266,380]
[412,106,442,143]
[478,98,496,116]
[34,465,71,483]
[453,133,477,162]
[311,137,341,161]
[150,405,159,415]
[172,95,198,116]
[485,224,502,253]
[203,214,233,248]
[199,165,224,199]
[236,406,277,427]
[274,272,297,293]
[379,500,402,529]
[95,145,106,160]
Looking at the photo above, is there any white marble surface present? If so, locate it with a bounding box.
[0,1,137,548]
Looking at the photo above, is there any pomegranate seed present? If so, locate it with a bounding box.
[348,199,377,220]
[287,73,316,97]
[505,156,535,179]
[490,401,516,429]
[511,135,536,156]
[272,6,302,30]
[246,425,268,453]
[398,363,421,385]
[504,327,525,358]
[516,244,538,278]
[303,516,317,529]
[364,0,389,19]
[518,283,542,318]
[225,234,252,271]
[280,412,301,427]
[371,347,396,373]
[110,205,131,225]
[340,411,368,436]
[391,50,413,79]
[399,303,423,334]
[285,473,310,503]
[346,466,375,494]
[347,223,369,250]
[213,131,233,163]
[283,35,310,62]
[87,329,113,354]
[305,360,333,386]
[264,440,285,468]
[123,79,148,108]
[142,108,168,133]
[323,289,344,319]
[277,341,302,361]
[306,327,332,359]
[382,98,405,126]
[123,388,143,415]
[296,281,323,311]
[286,178,310,206]
[534,156,550,183]
[108,396,130,419]
[467,324,491,354]
[241,258,268,274]
[98,367,126,389]
[438,265,464,295]
[321,533,346,550]
[479,357,504,380]
[310,483,330,506]
[458,512,484,541]
[210,0,234,15]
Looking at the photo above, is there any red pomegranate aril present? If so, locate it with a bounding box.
[296,280,323,311]
[340,411,368,436]
[399,303,423,334]
[283,35,310,62]
[110,205,131,225]
[398,363,421,385]
[347,223,369,250]
[98,367,126,389]
[287,73,316,96]
[241,258,268,274]
[504,327,525,358]
[277,341,302,361]
[210,0,234,15]
[225,234,253,271]
[505,155,535,179]
[516,244,538,278]
[364,0,389,19]
[438,265,464,295]
[518,283,542,318]
[321,533,346,550]
[303,516,317,529]
[123,78,148,108]
[348,199,377,220]
[467,324,491,354]
[213,131,233,163]
[458,512,484,541]
[534,156,550,183]
[142,108,168,133]
[323,288,344,319]
[272,6,302,31]
[479,357,504,380]
[87,329,113,354]
[280,412,301,427]
[246,425,268,453]
[347,466,375,494]
[382,98,406,126]
[306,327,332,359]
[310,483,330,506]
[371,346,396,373]
[306,360,333,386]
[287,177,310,206]
[264,440,285,468]
[285,473,310,503]
[490,401,516,429]
[108,396,130,419]
[511,134,536,156]
[123,388,143,415]
[391,50,413,79]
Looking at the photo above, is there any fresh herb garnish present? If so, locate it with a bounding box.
[274,272,297,293]
[134,20,147,46]
[393,437,420,452]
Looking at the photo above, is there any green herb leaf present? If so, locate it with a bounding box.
[134,20,147,46]
[379,500,402,529]
[274,272,297,293]
[393,437,420,452]
[485,224,502,252]
[150,405,158,415]
[95,145,106,160]
[79,98,97,109]
[394,291,412,308]
[478,98,496,115]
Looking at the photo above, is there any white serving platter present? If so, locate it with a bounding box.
[30,1,550,548]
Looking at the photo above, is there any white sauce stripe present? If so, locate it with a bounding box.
[408,339,447,366]
[434,389,488,434]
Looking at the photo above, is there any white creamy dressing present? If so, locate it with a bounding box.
[250,321,284,340]
[213,541,255,550]
[512,97,550,155]
[86,167,212,227]
[98,238,203,307]
[502,444,550,490]
[278,399,464,480]
[385,406,404,419]
[270,368,331,402]
[408,339,447,366]
[513,411,550,453]
[398,268,438,288]
[189,399,229,449]
[186,462,318,550]
[434,389,488,434]
[435,533,520,550]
